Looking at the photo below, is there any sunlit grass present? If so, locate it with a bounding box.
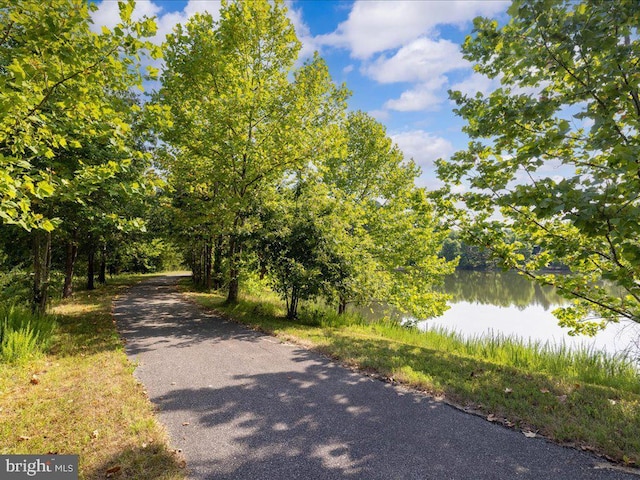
[0,274,187,480]
[184,283,640,466]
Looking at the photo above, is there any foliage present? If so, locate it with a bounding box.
[0,268,31,304]
[110,238,184,274]
[256,182,345,319]
[0,304,55,363]
[1,0,162,310]
[436,0,640,333]
[318,111,455,318]
[0,0,160,231]
[439,233,498,270]
[157,0,348,301]
[253,110,455,320]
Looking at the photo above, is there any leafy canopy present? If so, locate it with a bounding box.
[157,0,348,301]
[0,0,159,231]
[437,0,640,333]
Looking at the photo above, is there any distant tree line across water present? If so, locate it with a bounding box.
[439,232,569,273]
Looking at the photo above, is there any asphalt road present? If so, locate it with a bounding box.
[113,275,638,479]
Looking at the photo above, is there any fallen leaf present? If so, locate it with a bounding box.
[30,375,39,385]
[91,430,99,439]
[18,435,31,441]
[182,422,190,426]
[105,466,121,474]
[557,394,568,403]
[539,388,550,394]
[504,420,515,427]
[504,388,513,394]
[487,414,497,422]
[522,430,537,438]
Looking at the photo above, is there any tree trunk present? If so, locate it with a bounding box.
[98,244,107,284]
[62,232,78,298]
[87,245,95,291]
[191,244,202,286]
[205,239,212,290]
[213,235,224,289]
[338,297,347,315]
[226,235,240,303]
[287,287,299,319]
[32,230,52,314]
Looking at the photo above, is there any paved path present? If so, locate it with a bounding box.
[114,276,637,479]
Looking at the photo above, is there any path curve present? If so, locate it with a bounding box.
[114,275,636,479]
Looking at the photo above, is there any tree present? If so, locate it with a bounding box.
[319,111,454,319]
[256,181,344,319]
[436,0,640,333]
[0,0,159,310]
[157,0,348,302]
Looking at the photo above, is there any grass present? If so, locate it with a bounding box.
[0,304,57,364]
[0,274,188,480]
[183,283,640,467]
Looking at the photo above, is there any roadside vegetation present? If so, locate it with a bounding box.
[0,275,187,480]
[183,280,640,466]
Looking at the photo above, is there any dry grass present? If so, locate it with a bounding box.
[0,275,188,480]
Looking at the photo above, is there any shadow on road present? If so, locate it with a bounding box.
[114,275,635,480]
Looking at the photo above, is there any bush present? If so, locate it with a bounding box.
[0,304,56,364]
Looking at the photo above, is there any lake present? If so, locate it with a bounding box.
[421,271,640,358]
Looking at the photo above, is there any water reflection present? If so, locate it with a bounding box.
[440,270,567,311]
[425,271,639,357]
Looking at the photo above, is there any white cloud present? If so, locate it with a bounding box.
[450,71,500,97]
[363,37,468,84]
[285,2,318,61]
[316,0,508,59]
[391,130,455,170]
[368,109,390,121]
[90,0,162,32]
[90,0,221,45]
[384,76,448,112]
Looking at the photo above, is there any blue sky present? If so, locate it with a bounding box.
[91,0,511,188]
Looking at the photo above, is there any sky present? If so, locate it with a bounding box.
[91,0,511,188]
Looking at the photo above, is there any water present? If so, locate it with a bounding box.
[420,271,640,358]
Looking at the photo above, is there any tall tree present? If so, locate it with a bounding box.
[322,112,454,318]
[257,111,456,320]
[0,0,159,310]
[157,0,348,302]
[436,0,640,333]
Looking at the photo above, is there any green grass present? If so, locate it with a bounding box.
[0,304,57,364]
[183,284,640,466]
[0,274,188,480]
